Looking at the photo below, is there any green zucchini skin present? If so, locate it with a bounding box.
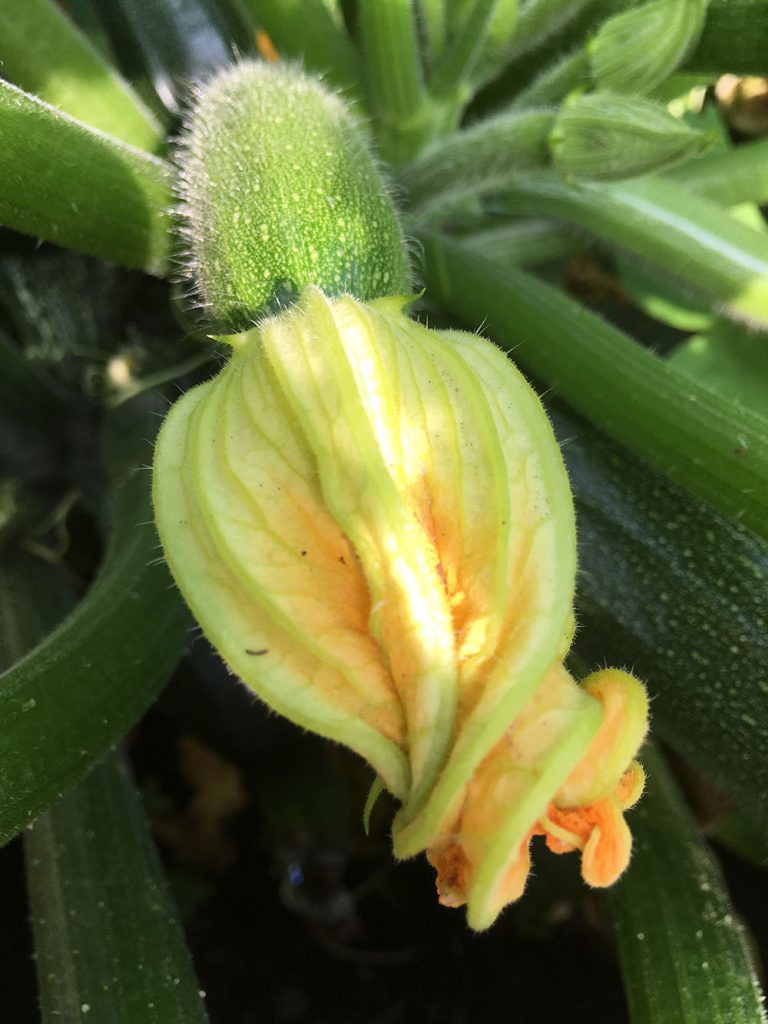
[178,60,410,329]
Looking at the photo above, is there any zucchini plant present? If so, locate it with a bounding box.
[0,0,766,1021]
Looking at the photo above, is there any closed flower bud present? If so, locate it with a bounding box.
[590,0,710,96]
[551,92,712,181]
[153,286,648,929]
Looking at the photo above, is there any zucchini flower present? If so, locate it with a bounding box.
[153,286,648,929]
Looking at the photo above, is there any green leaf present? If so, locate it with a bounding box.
[686,0,768,75]
[421,231,768,540]
[1,517,206,1022]
[0,81,173,274]
[550,402,768,832]
[240,0,363,94]
[0,400,191,845]
[0,0,162,151]
[499,172,768,330]
[25,749,209,1023]
[604,744,766,1024]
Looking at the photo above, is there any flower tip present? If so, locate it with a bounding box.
[557,668,649,808]
[540,669,648,891]
[618,759,646,810]
[580,797,632,888]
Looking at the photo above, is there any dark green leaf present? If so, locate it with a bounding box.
[25,749,209,1024]
[0,400,190,845]
[707,811,768,869]
[551,402,768,832]
[1,501,206,1022]
[0,80,173,274]
[604,744,766,1024]
[0,251,118,394]
[0,330,65,479]
[64,0,116,59]
[0,550,76,670]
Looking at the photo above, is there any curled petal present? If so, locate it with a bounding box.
[422,666,648,929]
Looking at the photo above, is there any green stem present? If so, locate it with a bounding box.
[510,48,590,108]
[418,0,447,62]
[459,219,578,265]
[429,0,500,100]
[507,0,594,58]
[400,109,554,212]
[358,0,436,165]
[499,172,768,329]
[421,230,768,539]
[105,347,215,408]
[668,139,768,207]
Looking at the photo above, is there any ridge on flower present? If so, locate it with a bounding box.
[153,286,649,929]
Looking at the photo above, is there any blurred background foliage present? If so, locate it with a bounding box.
[0,0,766,1021]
